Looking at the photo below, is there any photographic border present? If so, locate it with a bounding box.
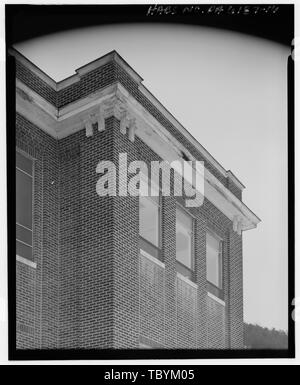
[6,3,295,361]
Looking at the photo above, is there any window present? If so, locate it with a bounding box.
[176,206,194,280]
[139,181,161,260]
[206,231,223,298]
[16,151,33,261]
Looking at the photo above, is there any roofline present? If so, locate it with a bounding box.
[8,47,58,89]
[226,170,246,190]
[9,47,245,190]
[75,50,144,83]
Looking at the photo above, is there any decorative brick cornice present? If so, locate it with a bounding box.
[84,91,137,142]
[16,80,260,233]
[233,216,243,235]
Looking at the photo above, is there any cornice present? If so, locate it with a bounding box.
[10,47,246,193]
[10,48,143,91]
[15,78,260,234]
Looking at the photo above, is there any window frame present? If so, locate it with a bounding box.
[175,204,195,281]
[16,149,35,262]
[139,175,162,261]
[206,229,224,300]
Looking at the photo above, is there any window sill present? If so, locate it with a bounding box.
[140,249,165,268]
[177,272,198,289]
[208,291,225,306]
[16,255,37,269]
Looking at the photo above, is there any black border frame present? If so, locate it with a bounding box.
[6,4,295,361]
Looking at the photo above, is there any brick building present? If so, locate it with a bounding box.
[12,48,260,350]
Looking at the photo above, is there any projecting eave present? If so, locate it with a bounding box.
[9,48,144,91]
[9,47,57,89]
[10,47,245,193]
[15,77,261,235]
[226,170,245,190]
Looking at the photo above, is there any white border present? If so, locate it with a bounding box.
[1,0,298,367]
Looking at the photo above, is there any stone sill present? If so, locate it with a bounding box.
[16,255,37,269]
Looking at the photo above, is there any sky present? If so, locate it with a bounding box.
[14,23,289,331]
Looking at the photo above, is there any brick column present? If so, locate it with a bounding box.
[224,230,231,349]
[78,119,115,348]
[111,117,139,348]
[162,195,177,348]
[40,142,60,349]
[195,213,208,349]
[228,229,244,349]
[58,133,82,349]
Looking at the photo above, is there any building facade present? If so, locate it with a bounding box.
[12,49,260,350]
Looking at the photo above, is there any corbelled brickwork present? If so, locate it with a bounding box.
[14,50,250,351]
[15,55,242,199]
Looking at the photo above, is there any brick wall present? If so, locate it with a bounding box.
[228,230,244,348]
[176,277,197,349]
[16,260,36,348]
[76,119,115,348]
[126,136,236,349]
[16,61,57,105]
[14,51,245,350]
[162,195,178,349]
[16,113,60,349]
[207,295,226,348]
[139,254,165,346]
[15,110,244,350]
[58,134,81,348]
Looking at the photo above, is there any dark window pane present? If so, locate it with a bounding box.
[16,224,32,246]
[139,196,160,247]
[16,152,32,175]
[16,240,33,261]
[16,169,32,229]
[140,237,161,261]
[206,232,222,288]
[176,207,193,269]
[207,281,225,301]
[176,261,194,281]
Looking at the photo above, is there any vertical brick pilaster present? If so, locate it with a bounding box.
[195,214,207,349]
[162,195,177,348]
[228,230,244,349]
[79,121,114,348]
[14,46,250,351]
[58,136,81,348]
[16,114,60,349]
[112,117,139,349]
[40,141,60,349]
[224,230,231,349]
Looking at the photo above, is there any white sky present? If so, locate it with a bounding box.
[15,23,289,331]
